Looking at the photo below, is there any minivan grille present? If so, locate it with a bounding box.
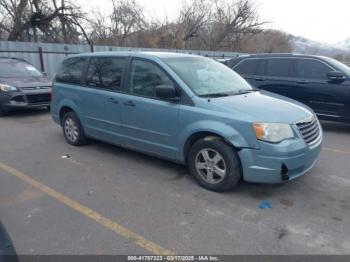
[296,116,320,145]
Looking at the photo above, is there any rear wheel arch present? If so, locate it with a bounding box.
[59,104,83,124]
[62,111,88,146]
[59,106,74,124]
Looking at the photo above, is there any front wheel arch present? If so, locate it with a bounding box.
[187,137,243,191]
[183,132,240,165]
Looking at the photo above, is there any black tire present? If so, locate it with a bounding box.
[62,111,87,146]
[188,137,242,192]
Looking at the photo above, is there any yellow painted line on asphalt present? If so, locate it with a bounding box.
[0,162,174,256]
[323,147,350,155]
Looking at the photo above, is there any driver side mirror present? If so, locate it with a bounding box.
[155,84,180,102]
[327,71,346,83]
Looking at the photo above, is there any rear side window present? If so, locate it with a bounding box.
[234,59,258,75]
[56,57,86,84]
[127,59,173,98]
[86,57,125,90]
[294,59,331,80]
[265,58,291,78]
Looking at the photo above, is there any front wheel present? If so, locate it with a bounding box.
[188,138,242,192]
[62,111,87,146]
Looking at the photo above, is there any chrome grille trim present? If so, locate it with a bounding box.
[296,116,321,145]
[22,86,51,90]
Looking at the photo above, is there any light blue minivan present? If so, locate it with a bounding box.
[51,52,322,191]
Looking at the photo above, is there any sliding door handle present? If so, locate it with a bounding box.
[124,101,135,107]
[107,97,119,104]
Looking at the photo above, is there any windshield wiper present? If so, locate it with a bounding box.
[199,89,258,98]
[199,92,232,98]
[235,89,258,95]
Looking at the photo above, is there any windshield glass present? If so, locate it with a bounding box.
[0,60,42,77]
[163,57,253,97]
[322,57,350,78]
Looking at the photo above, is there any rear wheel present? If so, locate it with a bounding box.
[188,137,242,192]
[62,111,87,146]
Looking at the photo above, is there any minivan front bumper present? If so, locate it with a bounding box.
[238,133,322,183]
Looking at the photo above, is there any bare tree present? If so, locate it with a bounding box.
[200,0,265,50]
[1,0,272,53]
[239,29,293,53]
[176,0,211,48]
[149,0,266,51]
[89,0,146,46]
[89,10,111,44]
[0,0,90,43]
[110,0,145,46]
[0,0,29,40]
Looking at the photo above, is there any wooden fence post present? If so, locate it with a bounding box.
[38,46,45,73]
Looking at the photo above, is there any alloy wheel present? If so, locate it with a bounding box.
[195,148,227,184]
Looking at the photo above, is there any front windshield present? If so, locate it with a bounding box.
[163,57,254,97]
[0,60,42,78]
[322,57,350,78]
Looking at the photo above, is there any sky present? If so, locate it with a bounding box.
[84,0,350,44]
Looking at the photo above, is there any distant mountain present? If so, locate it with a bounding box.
[336,38,350,49]
[291,35,350,57]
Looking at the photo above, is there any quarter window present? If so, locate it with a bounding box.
[86,57,125,90]
[56,57,86,84]
[265,58,291,78]
[294,59,331,80]
[234,59,258,75]
[127,59,173,98]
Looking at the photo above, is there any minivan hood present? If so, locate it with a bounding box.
[201,90,313,124]
[0,76,52,89]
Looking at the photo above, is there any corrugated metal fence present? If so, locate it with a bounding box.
[0,41,242,79]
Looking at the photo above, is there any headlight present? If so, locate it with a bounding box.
[253,123,294,143]
[0,84,18,92]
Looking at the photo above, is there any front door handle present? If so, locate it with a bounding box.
[254,77,265,81]
[124,101,135,107]
[107,97,119,104]
[296,80,309,84]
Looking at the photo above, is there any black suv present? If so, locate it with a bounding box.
[229,54,350,123]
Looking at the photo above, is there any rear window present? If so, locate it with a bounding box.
[265,58,291,78]
[56,57,86,84]
[234,59,259,75]
[0,60,42,77]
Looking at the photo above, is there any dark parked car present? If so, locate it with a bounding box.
[229,54,350,123]
[0,57,51,116]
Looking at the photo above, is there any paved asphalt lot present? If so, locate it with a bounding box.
[0,109,350,255]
